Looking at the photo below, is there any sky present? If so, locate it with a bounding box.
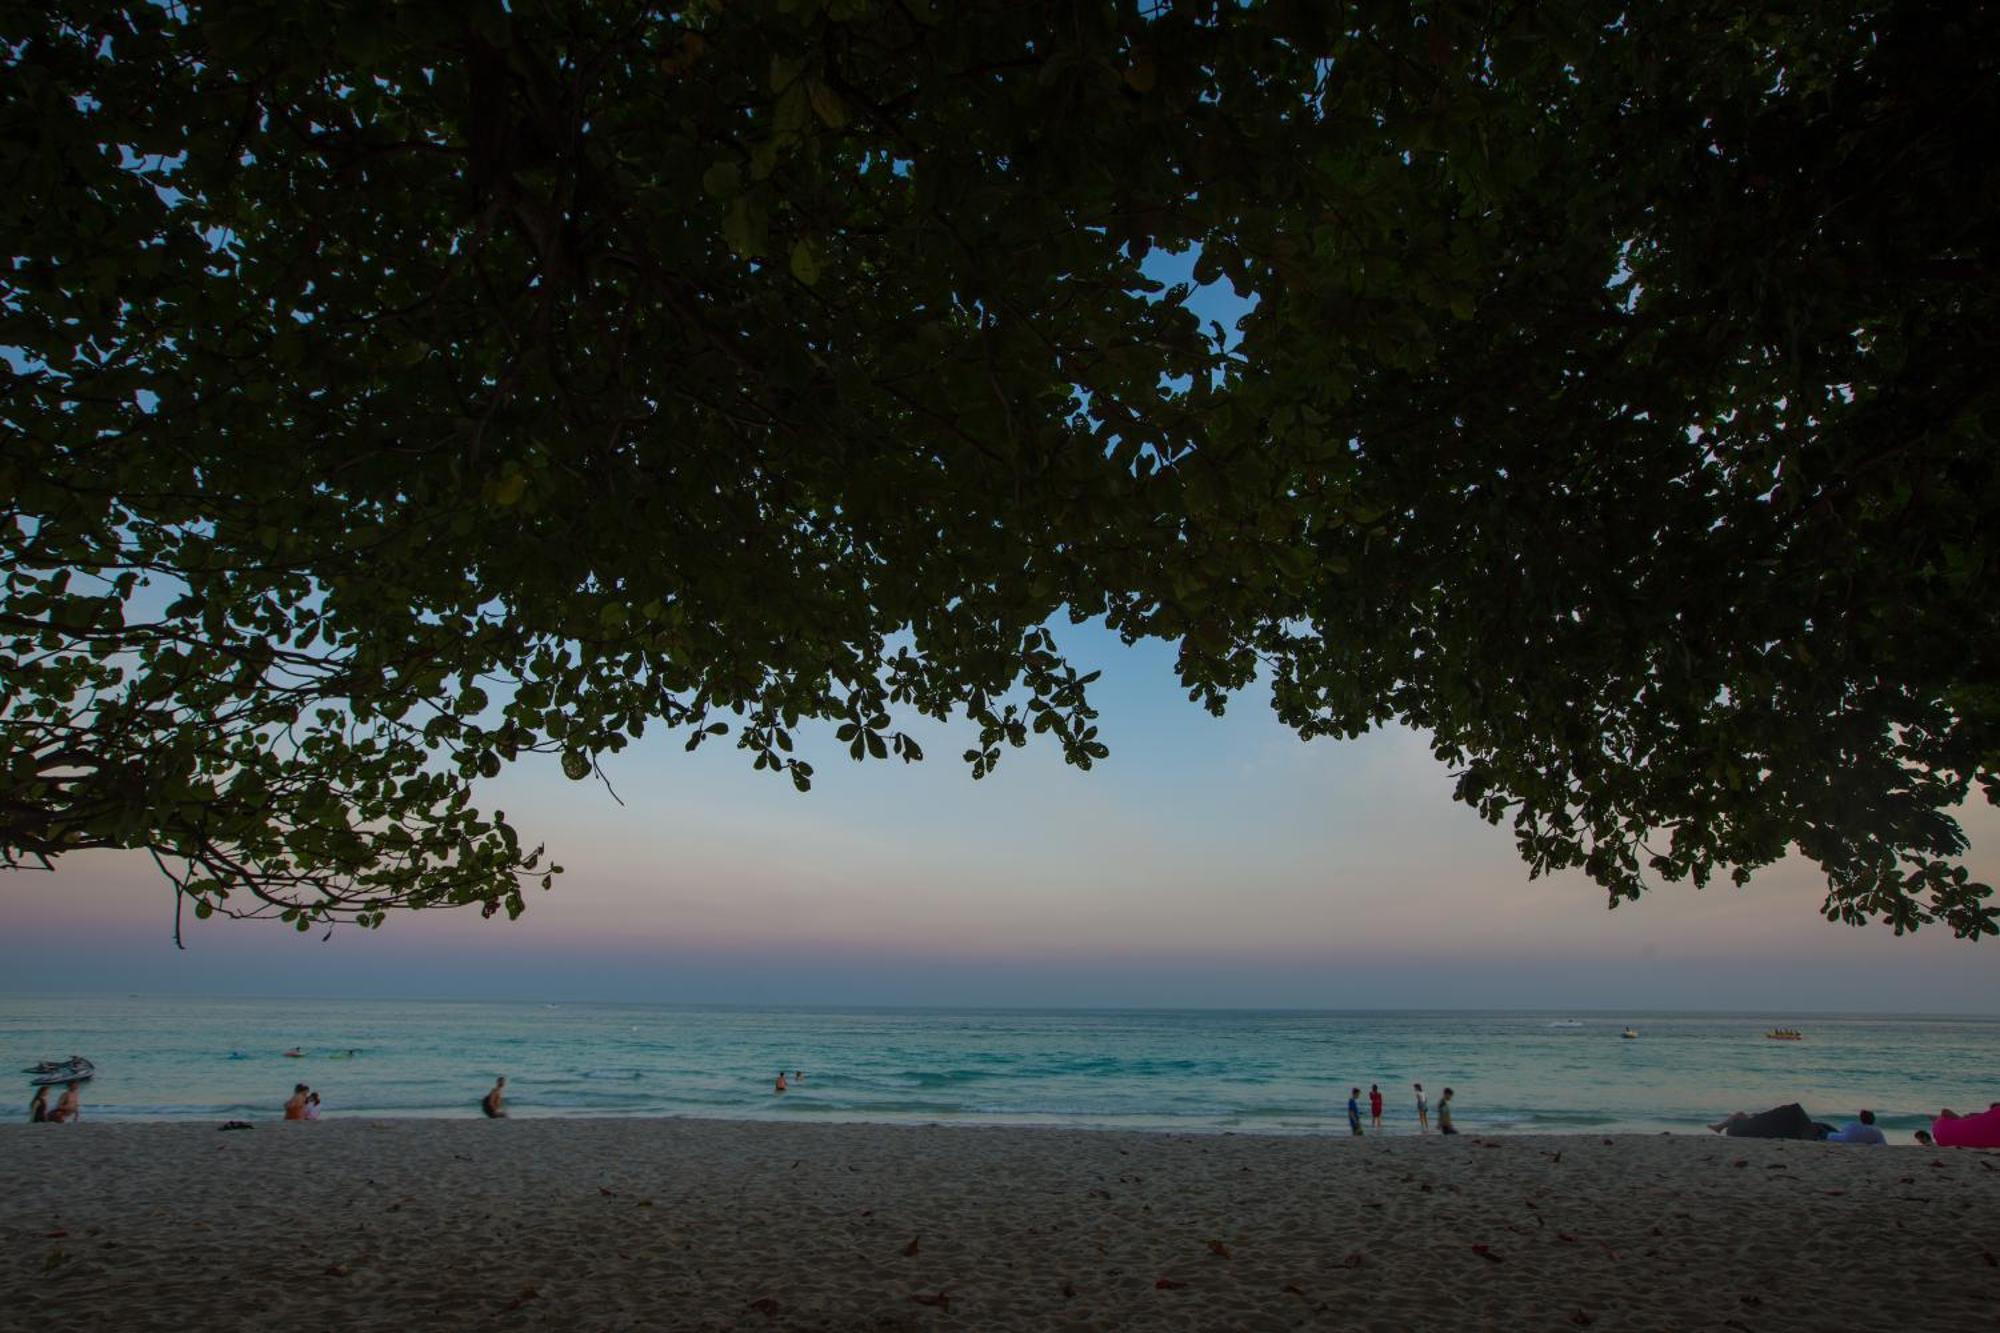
[6,618,1997,1013]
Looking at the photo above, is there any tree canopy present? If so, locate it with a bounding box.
[3,1,1994,937]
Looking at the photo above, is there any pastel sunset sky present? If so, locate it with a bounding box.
[6,619,1996,1012]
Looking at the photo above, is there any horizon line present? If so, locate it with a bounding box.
[4,992,1994,1019]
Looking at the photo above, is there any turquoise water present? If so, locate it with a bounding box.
[3,997,1993,1138]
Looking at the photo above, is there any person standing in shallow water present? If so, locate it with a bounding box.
[1346,1087,1363,1136]
[28,1085,49,1122]
[1414,1083,1429,1132]
[1438,1086,1457,1135]
[774,1071,788,1094]
[1369,1083,1383,1130]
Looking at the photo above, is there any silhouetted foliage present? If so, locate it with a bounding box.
[3,1,1993,935]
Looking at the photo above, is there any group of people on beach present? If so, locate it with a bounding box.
[26,1060,510,1125]
[26,1082,82,1123]
[1345,1082,1455,1136]
[271,1076,508,1120]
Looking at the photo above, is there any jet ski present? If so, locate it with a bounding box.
[26,1056,95,1086]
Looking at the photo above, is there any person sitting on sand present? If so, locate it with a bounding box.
[1913,1129,1936,1147]
[304,1091,322,1121]
[284,1084,310,1120]
[1414,1082,1429,1133]
[29,1085,50,1123]
[50,1081,82,1124]
[481,1076,507,1118]
[1824,1109,1885,1144]
[1438,1087,1457,1135]
[775,1071,788,1094]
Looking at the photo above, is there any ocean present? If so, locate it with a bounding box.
[4,997,1992,1138]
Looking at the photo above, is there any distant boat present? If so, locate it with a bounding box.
[1547,1020,1584,1028]
[1621,1027,1640,1040]
[1765,1029,1804,1041]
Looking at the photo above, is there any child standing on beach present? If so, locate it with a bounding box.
[1438,1087,1457,1135]
[1414,1083,1428,1132]
[1347,1088,1363,1136]
[1369,1084,1383,1130]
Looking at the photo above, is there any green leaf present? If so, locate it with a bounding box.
[789,237,822,286]
[701,161,742,198]
[769,53,805,93]
[806,77,848,129]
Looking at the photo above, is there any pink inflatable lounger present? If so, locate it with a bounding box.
[1932,1106,2000,1149]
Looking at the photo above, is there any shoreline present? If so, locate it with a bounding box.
[5,1118,1994,1330]
[8,1110,1950,1137]
[16,1102,1949,1141]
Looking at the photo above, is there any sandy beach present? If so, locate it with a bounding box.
[1,1119,1994,1331]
